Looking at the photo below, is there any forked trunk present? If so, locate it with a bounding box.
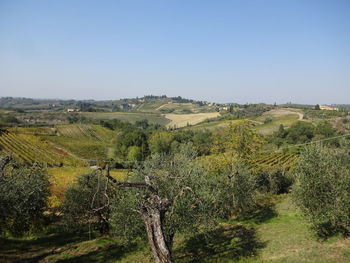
[141,194,173,263]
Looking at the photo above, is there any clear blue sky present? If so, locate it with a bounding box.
[1,0,349,104]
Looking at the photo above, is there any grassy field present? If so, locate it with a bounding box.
[253,108,303,135]
[165,112,220,128]
[253,195,350,263]
[80,112,170,126]
[1,195,348,262]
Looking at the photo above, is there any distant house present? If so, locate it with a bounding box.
[219,106,229,111]
[320,105,338,111]
[67,108,79,112]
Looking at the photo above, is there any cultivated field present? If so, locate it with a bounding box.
[0,131,83,166]
[80,112,170,125]
[165,112,220,128]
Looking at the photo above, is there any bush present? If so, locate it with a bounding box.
[292,144,350,237]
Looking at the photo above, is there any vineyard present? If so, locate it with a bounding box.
[253,152,299,171]
[199,151,299,174]
[56,124,113,141]
[0,131,84,166]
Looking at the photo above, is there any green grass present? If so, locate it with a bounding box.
[254,114,300,135]
[1,195,348,262]
[254,195,350,263]
[44,135,109,160]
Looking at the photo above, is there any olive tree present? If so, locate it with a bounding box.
[292,144,350,237]
[62,170,116,235]
[108,144,219,263]
[0,156,50,237]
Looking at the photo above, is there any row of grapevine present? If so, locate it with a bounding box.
[56,124,105,141]
[253,152,299,171]
[0,132,84,166]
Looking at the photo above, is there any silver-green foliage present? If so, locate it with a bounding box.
[213,163,257,218]
[110,144,218,246]
[62,171,116,235]
[0,157,50,237]
[292,143,350,237]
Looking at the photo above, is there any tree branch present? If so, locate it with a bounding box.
[104,166,154,190]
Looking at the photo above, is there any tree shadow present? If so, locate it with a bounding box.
[0,232,91,263]
[176,224,265,262]
[0,232,143,263]
[238,205,277,225]
[54,242,140,263]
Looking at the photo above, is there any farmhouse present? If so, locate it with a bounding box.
[67,108,80,112]
[320,105,338,111]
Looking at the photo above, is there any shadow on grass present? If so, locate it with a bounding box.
[176,224,265,262]
[54,242,140,263]
[0,232,141,263]
[239,205,277,225]
[0,232,91,263]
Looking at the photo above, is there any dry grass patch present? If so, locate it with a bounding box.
[165,112,220,128]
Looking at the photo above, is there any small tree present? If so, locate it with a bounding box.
[108,144,219,263]
[213,120,264,162]
[292,144,350,237]
[213,163,257,218]
[62,171,116,235]
[0,156,50,237]
[148,131,174,154]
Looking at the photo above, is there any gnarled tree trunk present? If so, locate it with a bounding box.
[105,167,173,263]
[141,193,173,263]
